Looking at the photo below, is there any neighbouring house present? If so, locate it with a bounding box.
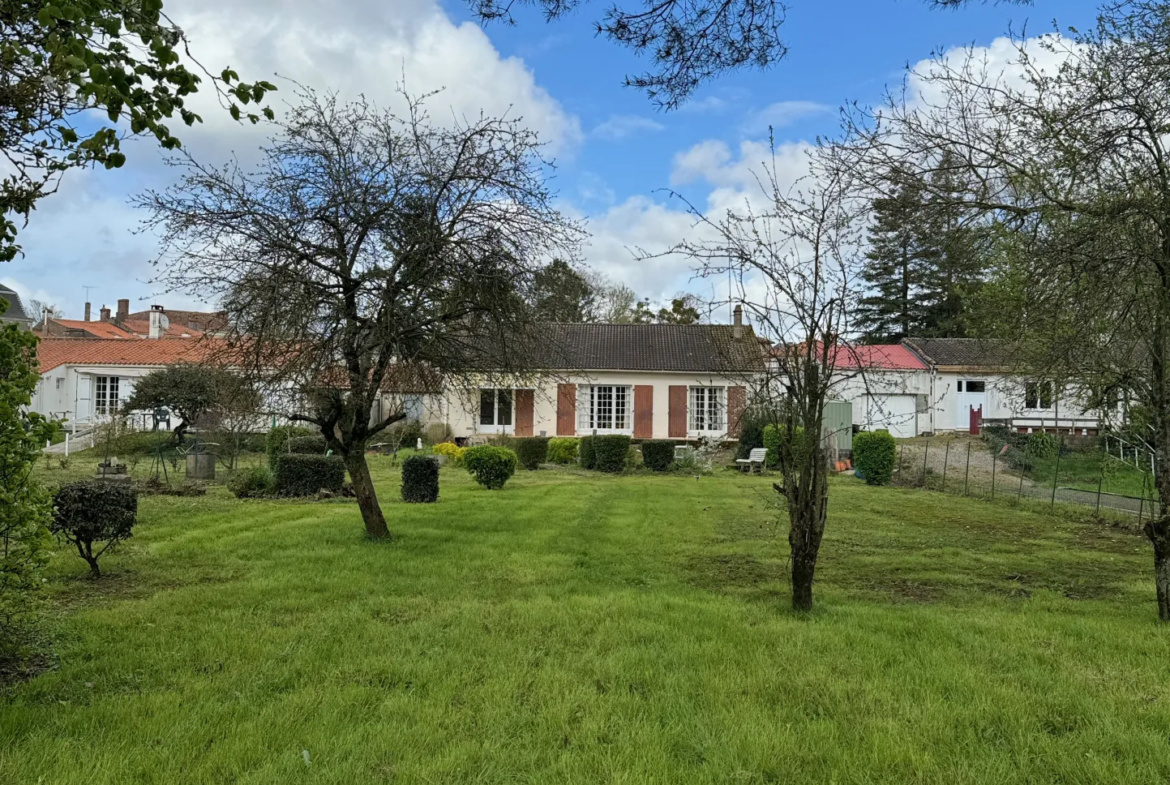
[125,307,229,336]
[832,344,931,439]
[0,283,33,329]
[37,300,206,340]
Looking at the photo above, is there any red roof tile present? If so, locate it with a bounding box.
[36,338,223,373]
[120,319,205,338]
[51,320,134,339]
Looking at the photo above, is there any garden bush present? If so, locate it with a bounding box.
[463,446,518,490]
[514,437,550,470]
[641,440,676,471]
[286,435,328,454]
[432,441,467,466]
[854,430,897,486]
[735,408,770,459]
[51,481,138,578]
[401,456,440,503]
[228,466,276,499]
[266,425,316,464]
[592,435,631,473]
[547,437,579,464]
[579,436,596,469]
[763,423,808,469]
[1026,431,1058,460]
[272,454,347,497]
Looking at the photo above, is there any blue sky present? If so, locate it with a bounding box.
[5,0,1102,320]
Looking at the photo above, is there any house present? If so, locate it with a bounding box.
[435,313,764,442]
[0,283,33,329]
[37,300,206,340]
[832,344,931,439]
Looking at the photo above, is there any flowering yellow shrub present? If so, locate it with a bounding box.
[431,441,466,466]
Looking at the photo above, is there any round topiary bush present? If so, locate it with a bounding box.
[463,445,518,490]
[51,480,139,578]
[592,435,632,473]
[547,437,579,464]
[853,429,897,486]
[401,455,440,503]
[579,436,597,470]
[641,440,675,471]
[514,437,550,470]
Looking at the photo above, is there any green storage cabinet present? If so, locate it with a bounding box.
[822,399,853,453]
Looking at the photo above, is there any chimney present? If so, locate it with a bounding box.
[148,304,167,339]
[99,305,111,322]
[84,302,91,322]
[116,298,130,323]
[732,304,744,340]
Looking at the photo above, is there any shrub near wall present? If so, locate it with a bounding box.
[579,436,597,470]
[547,437,579,464]
[401,456,440,503]
[641,440,675,471]
[592,435,632,473]
[854,430,897,486]
[463,446,518,490]
[514,437,550,470]
[272,454,347,496]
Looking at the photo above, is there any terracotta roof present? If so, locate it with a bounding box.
[127,308,228,332]
[532,323,765,373]
[120,319,205,338]
[832,344,928,371]
[902,337,1014,369]
[50,319,134,339]
[36,338,223,373]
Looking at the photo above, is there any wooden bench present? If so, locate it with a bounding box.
[736,447,769,473]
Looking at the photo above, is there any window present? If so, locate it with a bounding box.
[964,380,986,393]
[55,377,64,390]
[404,394,424,421]
[1025,381,1054,410]
[689,386,727,432]
[95,376,120,415]
[479,388,513,427]
[956,381,963,392]
[578,385,631,432]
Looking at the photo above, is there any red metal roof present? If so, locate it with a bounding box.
[36,338,223,373]
[832,344,927,371]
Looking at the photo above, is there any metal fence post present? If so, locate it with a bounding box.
[942,440,951,493]
[1018,441,1027,504]
[1139,470,1148,528]
[921,438,930,487]
[1096,441,1104,515]
[898,444,905,477]
[964,441,972,496]
[991,448,997,500]
[1051,436,1063,511]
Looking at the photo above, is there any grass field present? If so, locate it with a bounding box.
[3,457,1169,784]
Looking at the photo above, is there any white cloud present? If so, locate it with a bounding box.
[739,100,831,134]
[590,115,665,141]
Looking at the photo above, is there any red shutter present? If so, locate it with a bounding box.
[727,386,747,437]
[515,389,534,436]
[557,384,576,436]
[633,385,654,439]
[668,385,688,438]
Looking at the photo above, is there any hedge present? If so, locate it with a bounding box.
[272,453,347,496]
[463,446,518,490]
[51,481,138,578]
[854,430,897,486]
[579,436,596,470]
[547,437,579,464]
[641,440,675,471]
[265,425,316,464]
[514,437,550,470]
[763,423,808,469]
[401,456,440,503]
[285,435,328,454]
[592,435,631,473]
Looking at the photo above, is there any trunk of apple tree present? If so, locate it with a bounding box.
[345,452,391,539]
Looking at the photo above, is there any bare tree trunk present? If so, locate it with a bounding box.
[790,543,818,612]
[1147,518,1170,621]
[345,452,391,539]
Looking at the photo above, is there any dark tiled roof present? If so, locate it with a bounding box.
[902,337,1014,369]
[0,284,31,323]
[533,323,765,373]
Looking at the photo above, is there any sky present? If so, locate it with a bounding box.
[3,0,1103,322]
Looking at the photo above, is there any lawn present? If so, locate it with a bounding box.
[1027,449,1152,499]
[3,458,1169,784]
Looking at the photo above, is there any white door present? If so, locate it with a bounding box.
[75,374,92,424]
[867,394,918,438]
[956,380,987,430]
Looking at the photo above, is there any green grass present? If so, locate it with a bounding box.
[1027,449,1151,498]
[3,459,1169,784]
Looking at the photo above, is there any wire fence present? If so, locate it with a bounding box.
[893,434,1163,523]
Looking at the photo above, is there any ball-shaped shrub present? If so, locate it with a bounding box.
[463,445,518,490]
[432,441,466,466]
[547,437,579,464]
[514,437,550,470]
[641,440,675,471]
[229,466,275,499]
[51,481,138,578]
[285,435,328,454]
[579,436,597,470]
[853,429,897,486]
[272,453,347,496]
[592,435,632,473]
[401,456,440,503]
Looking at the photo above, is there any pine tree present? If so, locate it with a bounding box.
[855,178,930,343]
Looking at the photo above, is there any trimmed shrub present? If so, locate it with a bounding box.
[763,423,808,469]
[401,456,440,503]
[515,437,550,470]
[51,481,138,578]
[266,425,316,464]
[272,453,347,497]
[592,435,631,473]
[579,436,596,470]
[735,408,770,459]
[463,446,518,490]
[229,466,275,499]
[286,435,328,454]
[547,437,579,465]
[432,441,467,466]
[641,440,675,471]
[854,430,897,486]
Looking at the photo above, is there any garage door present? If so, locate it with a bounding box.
[866,395,918,439]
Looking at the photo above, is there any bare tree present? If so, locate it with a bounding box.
[138,88,582,539]
[845,1,1170,620]
[658,140,866,610]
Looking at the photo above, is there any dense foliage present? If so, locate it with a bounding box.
[463,446,518,490]
[514,437,550,470]
[547,437,579,464]
[640,440,676,471]
[432,441,467,466]
[735,408,768,459]
[592,435,632,473]
[265,425,317,465]
[271,454,347,497]
[121,364,258,444]
[50,481,138,578]
[401,456,440,503]
[579,436,597,470]
[228,466,275,499]
[854,430,897,486]
[286,435,328,455]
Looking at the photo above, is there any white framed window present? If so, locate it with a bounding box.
[95,375,120,415]
[1025,381,1054,410]
[689,386,727,432]
[478,388,513,431]
[578,385,631,433]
